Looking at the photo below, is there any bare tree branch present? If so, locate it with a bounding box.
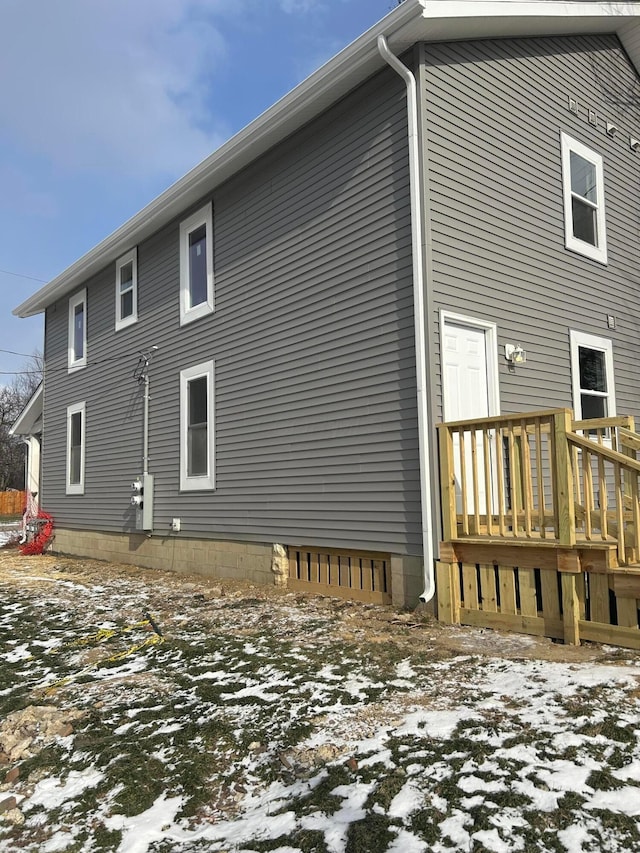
[0,351,43,491]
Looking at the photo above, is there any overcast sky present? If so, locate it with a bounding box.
[0,0,396,385]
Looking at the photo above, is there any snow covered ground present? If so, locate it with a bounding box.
[0,551,639,852]
[0,523,20,548]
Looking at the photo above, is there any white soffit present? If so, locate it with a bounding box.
[10,383,43,437]
[14,0,640,318]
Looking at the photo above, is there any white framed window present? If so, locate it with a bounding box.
[115,247,138,331]
[66,401,86,495]
[180,360,215,491]
[179,203,214,326]
[570,330,616,422]
[561,132,607,264]
[68,289,87,371]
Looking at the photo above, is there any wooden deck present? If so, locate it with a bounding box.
[436,410,640,649]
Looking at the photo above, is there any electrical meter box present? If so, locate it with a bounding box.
[130,474,154,531]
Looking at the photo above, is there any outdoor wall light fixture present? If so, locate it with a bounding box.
[630,137,640,152]
[606,122,618,137]
[505,344,526,364]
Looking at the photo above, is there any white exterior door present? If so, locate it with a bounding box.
[441,316,498,515]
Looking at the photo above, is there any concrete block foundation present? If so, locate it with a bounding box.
[51,529,431,610]
[391,554,434,611]
[51,529,274,586]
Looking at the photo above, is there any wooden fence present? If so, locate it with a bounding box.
[0,490,26,517]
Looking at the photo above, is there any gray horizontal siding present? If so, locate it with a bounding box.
[423,34,640,420]
[42,64,422,555]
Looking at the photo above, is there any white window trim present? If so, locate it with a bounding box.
[180,360,215,491]
[179,203,214,326]
[561,132,607,265]
[570,330,616,422]
[66,401,86,495]
[115,247,138,331]
[68,288,87,372]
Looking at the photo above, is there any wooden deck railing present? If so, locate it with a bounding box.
[437,409,640,564]
[568,416,640,564]
[436,409,640,649]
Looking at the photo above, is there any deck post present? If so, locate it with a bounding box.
[561,573,580,645]
[553,410,576,547]
[436,560,460,624]
[621,417,639,564]
[438,425,457,541]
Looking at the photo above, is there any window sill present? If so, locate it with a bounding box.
[180,302,214,327]
[565,239,608,265]
[115,315,138,332]
[66,485,85,495]
[179,481,216,492]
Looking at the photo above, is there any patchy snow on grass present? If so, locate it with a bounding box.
[1,552,640,852]
[27,768,104,811]
[395,707,481,739]
[105,794,185,853]
[557,824,591,853]
[387,779,424,819]
[0,523,20,549]
[3,643,32,663]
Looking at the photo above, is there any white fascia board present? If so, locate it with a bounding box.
[419,1,640,42]
[424,2,640,20]
[14,0,640,318]
[10,383,43,436]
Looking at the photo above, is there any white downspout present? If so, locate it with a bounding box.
[26,436,40,496]
[377,34,435,603]
[20,437,40,543]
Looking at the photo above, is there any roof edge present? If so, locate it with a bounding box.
[10,383,43,437]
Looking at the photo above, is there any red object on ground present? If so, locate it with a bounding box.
[20,512,54,556]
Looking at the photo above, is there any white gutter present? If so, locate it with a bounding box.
[377,35,434,604]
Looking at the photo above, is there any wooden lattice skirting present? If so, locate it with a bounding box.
[288,547,392,605]
[437,558,640,650]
